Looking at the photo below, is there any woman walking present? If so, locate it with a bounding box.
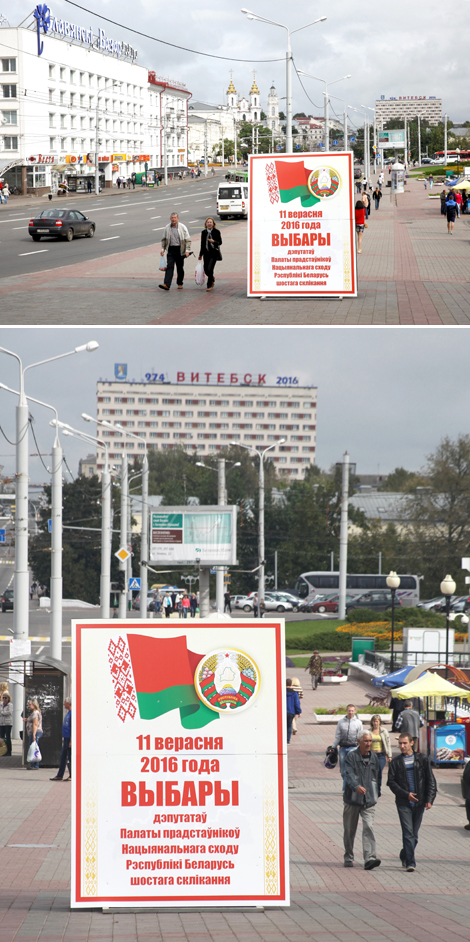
[0,691,12,756]
[355,199,366,254]
[440,188,447,215]
[25,698,43,769]
[369,714,391,773]
[198,217,222,292]
[455,189,463,218]
[291,677,304,736]
[446,190,457,234]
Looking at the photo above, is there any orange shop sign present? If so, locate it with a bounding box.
[133,154,150,161]
[112,153,127,162]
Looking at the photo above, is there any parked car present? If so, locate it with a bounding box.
[28,208,96,242]
[237,596,293,613]
[416,597,445,611]
[132,590,157,611]
[345,590,401,614]
[449,596,470,613]
[265,591,301,612]
[310,594,355,614]
[1,588,14,612]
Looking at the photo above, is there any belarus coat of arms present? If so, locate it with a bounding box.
[195,649,260,713]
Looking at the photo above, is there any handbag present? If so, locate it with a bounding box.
[159,255,167,271]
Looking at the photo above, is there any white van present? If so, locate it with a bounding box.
[216,183,249,219]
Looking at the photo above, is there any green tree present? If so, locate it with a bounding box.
[380,467,426,492]
[404,435,470,595]
[29,475,126,605]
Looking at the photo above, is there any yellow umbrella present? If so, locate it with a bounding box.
[444,179,470,189]
[392,670,468,699]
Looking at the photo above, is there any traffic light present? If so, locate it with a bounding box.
[118,570,126,592]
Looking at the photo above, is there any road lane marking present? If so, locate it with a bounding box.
[181,210,189,213]
[19,249,49,256]
[36,645,44,654]
[100,236,121,241]
[109,223,124,227]
[151,216,161,219]
[114,212,127,216]
[152,226,164,231]
[12,226,25,230]
[2,217,31,223]
[188,220,200,223]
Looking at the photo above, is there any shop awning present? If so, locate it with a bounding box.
[392,671,468,698]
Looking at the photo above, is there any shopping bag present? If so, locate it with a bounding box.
[195,259,205,286]
[159,255,167,271]
[27,741,41,762]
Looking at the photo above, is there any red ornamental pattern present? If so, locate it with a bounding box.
[265,162,280,204]
[108,635,138,723]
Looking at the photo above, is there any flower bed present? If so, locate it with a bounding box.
[335,622,467,643]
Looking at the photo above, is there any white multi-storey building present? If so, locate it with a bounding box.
[376,96,442,127]
[0,10,190,194]
[94,371,317,479]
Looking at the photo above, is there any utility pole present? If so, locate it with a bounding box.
[199,567,210,617]
[337,452,350,620]
[444,113,448,165]
[100,450,111,620]
[118,454,128,618]
[216,459,226,614]
[163,110,168,186]
[286,30,293,153]
[418,114,421,166]
[204,120,208,177]
[50,430,63,660]
[324,83,329,151]
[274,550,278,590]
[140,454,148,620]
[404,114,407,168]
[94,97,100,195]
[234,117,238,168]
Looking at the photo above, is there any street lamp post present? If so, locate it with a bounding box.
[95,82,122,195]
[0,341,98,738]
[241,11,327,154]
[196,459,241,613]
[54,421,112,621]
[361,106,376,173]
[441,574,456,678]
[86,417,150,620]
[230,439,285,614]
[337,451,349,620]
[349,107,370,180]
[298,72,351,151]
[386,571,401,672]
[326,93,350,151]
[0,385,64,661]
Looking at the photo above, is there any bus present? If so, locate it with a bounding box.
[432,150,470,163]
[292,571,420,607]
[224,169,249,183]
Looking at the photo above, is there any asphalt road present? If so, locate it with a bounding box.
[0,175,243,278]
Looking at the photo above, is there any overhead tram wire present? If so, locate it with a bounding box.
[65,0,285,62]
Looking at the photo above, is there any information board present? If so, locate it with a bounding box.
[149,505,237,566]
[248,152,356,298]
[71,620,288,908]
[378,130,406,149]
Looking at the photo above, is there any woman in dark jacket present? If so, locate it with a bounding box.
[199,217,222,291]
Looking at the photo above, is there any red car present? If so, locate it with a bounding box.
[310,594,355,614]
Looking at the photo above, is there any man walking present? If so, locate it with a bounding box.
[343,731,382,869]
[305,649,323,689]
[395,700,420,751]
[50,697,72,782]
[333,704,363,786]
[160,213,191,291]
[224,591,232,614]
[387,733,436,871]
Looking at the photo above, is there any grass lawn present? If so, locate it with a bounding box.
[285,618,352,655]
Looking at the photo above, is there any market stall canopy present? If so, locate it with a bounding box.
[392,671,467,699]
[372,665,417,688]
[444,179,470,189]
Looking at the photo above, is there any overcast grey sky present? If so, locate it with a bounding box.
[0,327,467,485]
[8,0,470,122]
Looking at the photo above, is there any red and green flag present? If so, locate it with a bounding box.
[108,633,218,729]
[274,160,320,208]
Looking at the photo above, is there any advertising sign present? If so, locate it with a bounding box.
[149,505,237,566]
[248,152,356,298]
[378,130,406,149]
[71,620,288,908]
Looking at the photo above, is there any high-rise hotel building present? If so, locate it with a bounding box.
[95,369,317,479]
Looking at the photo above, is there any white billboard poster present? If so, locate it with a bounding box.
[71,620,289,908]
[149,505,237,566]
[248,152,357,298]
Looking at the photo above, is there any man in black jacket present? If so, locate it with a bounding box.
[387,733,437,871]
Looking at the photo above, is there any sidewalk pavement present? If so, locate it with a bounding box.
[0,175,192,211]
[2,673,470,941]
[2,173,469,325]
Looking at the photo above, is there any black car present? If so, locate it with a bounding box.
[345,590,401,615]
[1,588,13,612]
[28,208,96,242]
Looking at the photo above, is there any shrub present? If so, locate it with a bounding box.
[287,631,351,652]
[346,608,384,623]
[314,705,391,715]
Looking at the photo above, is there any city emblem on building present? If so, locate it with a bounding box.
[195,649,260,713]
[308,166,341,199]
[33,4,50,56]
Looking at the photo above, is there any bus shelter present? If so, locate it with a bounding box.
[0,653,70,768]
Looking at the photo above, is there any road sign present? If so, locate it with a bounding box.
[48,518,52,533]
[129,577,141,591]
[318,143,324,148]
[333,140,337,146]
[350,136,356,143]
[0,529,5,543]
[276,144,282,151]
[115,546,131,563]
[295,144,300,150]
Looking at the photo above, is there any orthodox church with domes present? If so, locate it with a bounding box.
[226,72,279,130]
